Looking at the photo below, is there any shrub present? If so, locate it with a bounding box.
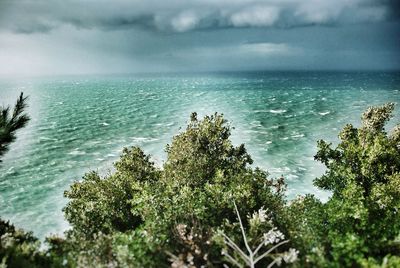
[0,218,50,268]
[286,103,400,267]
[60,112,287,267]
[3,104,399,267]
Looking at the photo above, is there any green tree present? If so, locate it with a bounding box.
[283,195,328,267]
[4,104,399,267]
[285,103,400,267]
[0,93,30,161]
[0,218,51,268]
[59,113,288,267]
[55,147,162,267]
[63,147,159,239]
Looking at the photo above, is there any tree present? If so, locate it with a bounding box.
[59,112,288,267]
[3,104,399,267]
[285,103,400,267]
[0,93,38,268]
[0,93,30,161]
[0,218,51,268]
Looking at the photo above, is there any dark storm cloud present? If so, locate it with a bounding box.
[385,0,400,18]
[0,0,399,75]
[0,0,398,34]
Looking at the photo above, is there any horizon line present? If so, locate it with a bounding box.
[1,68,400,79]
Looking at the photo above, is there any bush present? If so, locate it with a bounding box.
[2,104,399,267]
[0,218,50,268]
[285,103,400,267]
[60,112,288,267]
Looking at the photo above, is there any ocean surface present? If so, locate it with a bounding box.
[0,71,399,239]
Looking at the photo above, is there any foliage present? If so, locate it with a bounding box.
[2,104,400,267]
[63,147,159,238]
[285,103,400,267]
[0,218,50,268]
[58,112,287,267]
[0,93,30,161]
[282,195,328,267]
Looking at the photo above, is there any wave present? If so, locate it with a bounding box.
[269,109,287,114]
[291,134,305,138]
[318,111,330,116]
[68,149,86,156]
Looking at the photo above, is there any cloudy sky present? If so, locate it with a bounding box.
[0,0,399,75]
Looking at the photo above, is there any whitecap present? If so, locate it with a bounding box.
[39,137,57,141]
[269,109,286,114]
[286,174,300,180]
[250,120,262,127]
[68,149,86,156]
[318,111,330,116]
[194,92,206,97]
[131,137,149,142]
[291,134,305,138]
[269,166,291,173]
[131,137,159,143]
[100,122,109,126]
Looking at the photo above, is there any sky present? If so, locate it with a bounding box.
[0,0,399,75]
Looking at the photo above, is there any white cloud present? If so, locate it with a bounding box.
[171,11,199,32]
[239,42,294,55]
[230,6,280,27]
[294,0,349,24]
[176,42,299,59]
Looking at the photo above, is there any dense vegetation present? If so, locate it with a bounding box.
[1,103,399,267]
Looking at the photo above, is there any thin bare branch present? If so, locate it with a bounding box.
[222,233,251,264]
[224,251,244,268]
[266,257,280,268]
[254,240,289,264]
[233,201,252,255]
[253,237,268,256]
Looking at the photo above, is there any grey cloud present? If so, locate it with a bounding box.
[14,23,54,34]
[0,0,398,34]
[0,0,398,75]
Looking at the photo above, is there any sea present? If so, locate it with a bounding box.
[0,71,399,239]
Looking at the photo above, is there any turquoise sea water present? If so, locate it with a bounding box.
[0,71,399,239]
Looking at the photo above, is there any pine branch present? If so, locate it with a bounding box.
[0,92,30,161]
